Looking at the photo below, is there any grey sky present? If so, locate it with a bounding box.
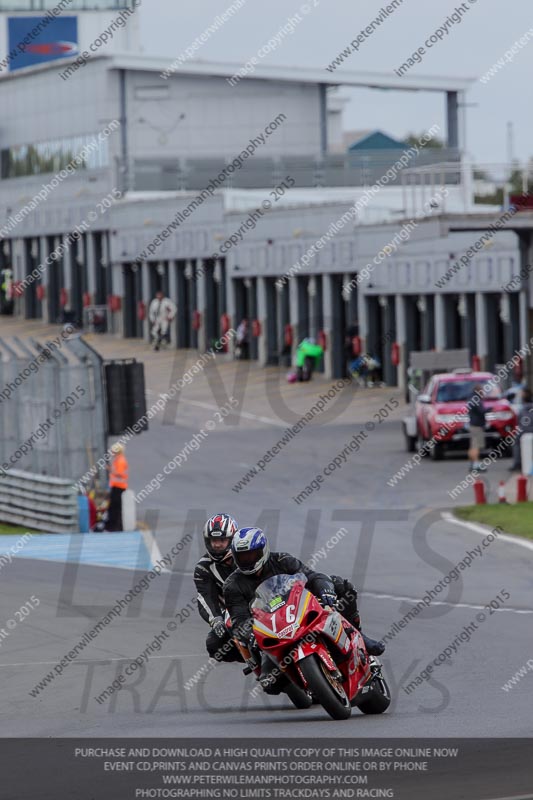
[141,0,533,165]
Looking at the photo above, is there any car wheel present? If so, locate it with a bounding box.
[403,423,417,452]
[405,433,417,453]
[498,438,513,458]
[431,441,444,461]
[417,432,429,456]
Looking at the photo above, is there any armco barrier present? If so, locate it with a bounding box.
[0,469,79,533]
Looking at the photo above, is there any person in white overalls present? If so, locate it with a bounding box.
[149,290,177,350]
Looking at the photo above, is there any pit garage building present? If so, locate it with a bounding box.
[1,49,532,387]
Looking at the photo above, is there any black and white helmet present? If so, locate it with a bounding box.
[203,513,238,562]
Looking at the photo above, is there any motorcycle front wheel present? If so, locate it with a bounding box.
[299,654,351,720]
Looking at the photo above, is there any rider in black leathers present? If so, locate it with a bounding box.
[193,513,243,663]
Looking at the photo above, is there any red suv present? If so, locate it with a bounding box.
[413,370,516,460]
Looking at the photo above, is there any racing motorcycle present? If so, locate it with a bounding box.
[244,572,391,720]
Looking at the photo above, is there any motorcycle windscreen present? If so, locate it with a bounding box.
[251,572,308,613]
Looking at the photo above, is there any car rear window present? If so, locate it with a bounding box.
[435,380,502,402]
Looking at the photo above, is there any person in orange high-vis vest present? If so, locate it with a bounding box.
[107,442,129,531]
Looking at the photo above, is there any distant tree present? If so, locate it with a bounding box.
[405,132,445,149]
[6,142,85,178]
[509,160,533,194]
[474,158,533,204]
[474,188,504,205]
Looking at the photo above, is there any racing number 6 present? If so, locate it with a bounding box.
[285,604,296,623]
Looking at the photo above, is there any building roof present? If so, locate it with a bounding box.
[0,52,474,93]
[346,130,407,150]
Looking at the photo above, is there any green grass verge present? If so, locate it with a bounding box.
[0,523,40,535]
[455,503,533,540]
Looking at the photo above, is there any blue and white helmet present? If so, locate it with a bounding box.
[231,527,270,575]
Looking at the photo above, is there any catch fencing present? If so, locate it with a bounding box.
[0,331,107,483]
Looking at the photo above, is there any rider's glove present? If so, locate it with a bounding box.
[319,589,337,608]
[210,616,226,639]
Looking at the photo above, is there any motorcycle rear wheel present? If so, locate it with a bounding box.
[356,673,391,714]
[299,654,351,720]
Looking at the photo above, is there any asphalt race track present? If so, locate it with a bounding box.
[1,333,532,750]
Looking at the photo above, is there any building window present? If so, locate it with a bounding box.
[1,133,109,178]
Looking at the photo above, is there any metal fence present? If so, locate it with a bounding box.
[0,331,107,484]
[0,469,78,532]
[125,148,462,192]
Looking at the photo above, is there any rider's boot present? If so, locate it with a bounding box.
[361,633,385,656]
